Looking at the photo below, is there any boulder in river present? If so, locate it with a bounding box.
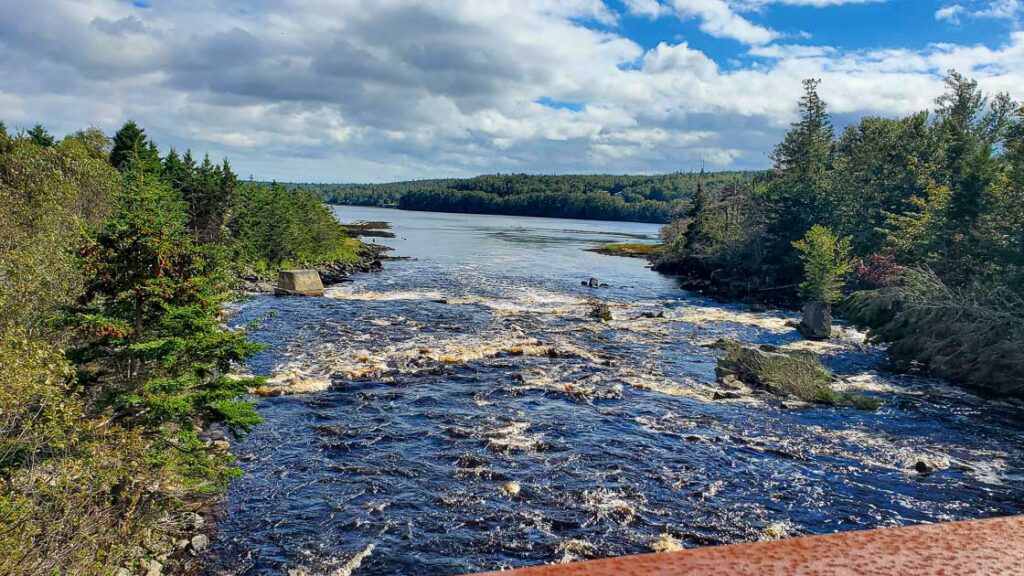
[589,302,613,322]
[714,340,880,410]
[189,534,209,555]
[910,454,951,475]
[797,302,832,340]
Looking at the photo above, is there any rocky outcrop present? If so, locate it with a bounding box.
[316,243,389,285]
[712,340,880,410]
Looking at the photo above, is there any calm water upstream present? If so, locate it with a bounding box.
[207,206,1024,575]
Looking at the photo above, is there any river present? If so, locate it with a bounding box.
[206,206,1024,575]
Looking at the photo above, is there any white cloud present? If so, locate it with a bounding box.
[753,0,884,6]
[936,1,1022,24]
[0,0,1022,181]
[974,0,1022,19]
[623,0,672,18]
[936,4,966,24]
[668,0,779,44]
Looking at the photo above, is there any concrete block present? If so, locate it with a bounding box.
[275,269,324,296]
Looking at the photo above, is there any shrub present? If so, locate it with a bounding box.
[843,268,1024,396]
[793,225,852,303]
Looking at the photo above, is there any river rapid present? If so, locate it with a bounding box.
[206,206,1024,575]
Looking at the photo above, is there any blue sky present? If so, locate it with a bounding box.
[0,0,1021,182]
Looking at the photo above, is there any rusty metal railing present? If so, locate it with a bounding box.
[470,515,1024,575]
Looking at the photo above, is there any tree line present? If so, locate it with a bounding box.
[657,72,1024,397]
[0,120,358,574]
[289,172,758,223]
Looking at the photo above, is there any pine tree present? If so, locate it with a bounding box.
[70,168,262,486]
[110,120,161,175]
[26,124,55,147]
[763,79,835,284]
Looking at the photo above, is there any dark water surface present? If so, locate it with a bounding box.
[207,206,1024,575]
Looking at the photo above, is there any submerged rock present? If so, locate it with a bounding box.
[589,302,613,322]
[910,455,951,475]
[501,481,521,496]
[762,522,792,540]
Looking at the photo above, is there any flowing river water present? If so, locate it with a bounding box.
[207,206,1024,575]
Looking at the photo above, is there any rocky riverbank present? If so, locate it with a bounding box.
[238,242,392,293]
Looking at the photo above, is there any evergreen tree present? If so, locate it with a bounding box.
[70,169,262,482]
[26,124,55,147]
[792,225,852,303]
[109,120,160,175]
[763,79,835,283]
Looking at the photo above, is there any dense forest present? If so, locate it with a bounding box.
[0,120,360,575]
[657,72,1024,397]
[289,172,758,223]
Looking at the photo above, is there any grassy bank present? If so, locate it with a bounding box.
[587,242,664,258]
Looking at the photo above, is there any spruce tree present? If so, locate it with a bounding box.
[26,124,56,147]
[763,79,835,285]
[70,168,262,485]
[110,120,161,175]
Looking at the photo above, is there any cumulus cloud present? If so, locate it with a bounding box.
[0,0,1021,181]
[668,0,779,44]
[936,1,1022,24]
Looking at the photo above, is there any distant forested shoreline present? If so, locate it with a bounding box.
[282,172,760,223]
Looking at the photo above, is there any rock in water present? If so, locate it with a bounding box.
[651,533,682,553]
[797,302,832,340]
[911,455,951,475]
[275,269,325,297]
[190,534,209,555]
[589,302,612,322]
[501,481,521,496]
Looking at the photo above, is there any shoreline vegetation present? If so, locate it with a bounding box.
[282,171,758,224]
[0,120,382,575]
[650,72,1024,399]
[586,242,664,258]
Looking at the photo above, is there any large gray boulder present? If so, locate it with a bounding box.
[275,269,324,297]
[798,302,832,340]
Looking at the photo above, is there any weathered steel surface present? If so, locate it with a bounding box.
[469,516,1024,576]
[275,269,324,296]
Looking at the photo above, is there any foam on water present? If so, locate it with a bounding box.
[206,207,1024,576]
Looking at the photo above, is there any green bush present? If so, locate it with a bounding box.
[792,225,852,303]
[843,268,1024,397]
